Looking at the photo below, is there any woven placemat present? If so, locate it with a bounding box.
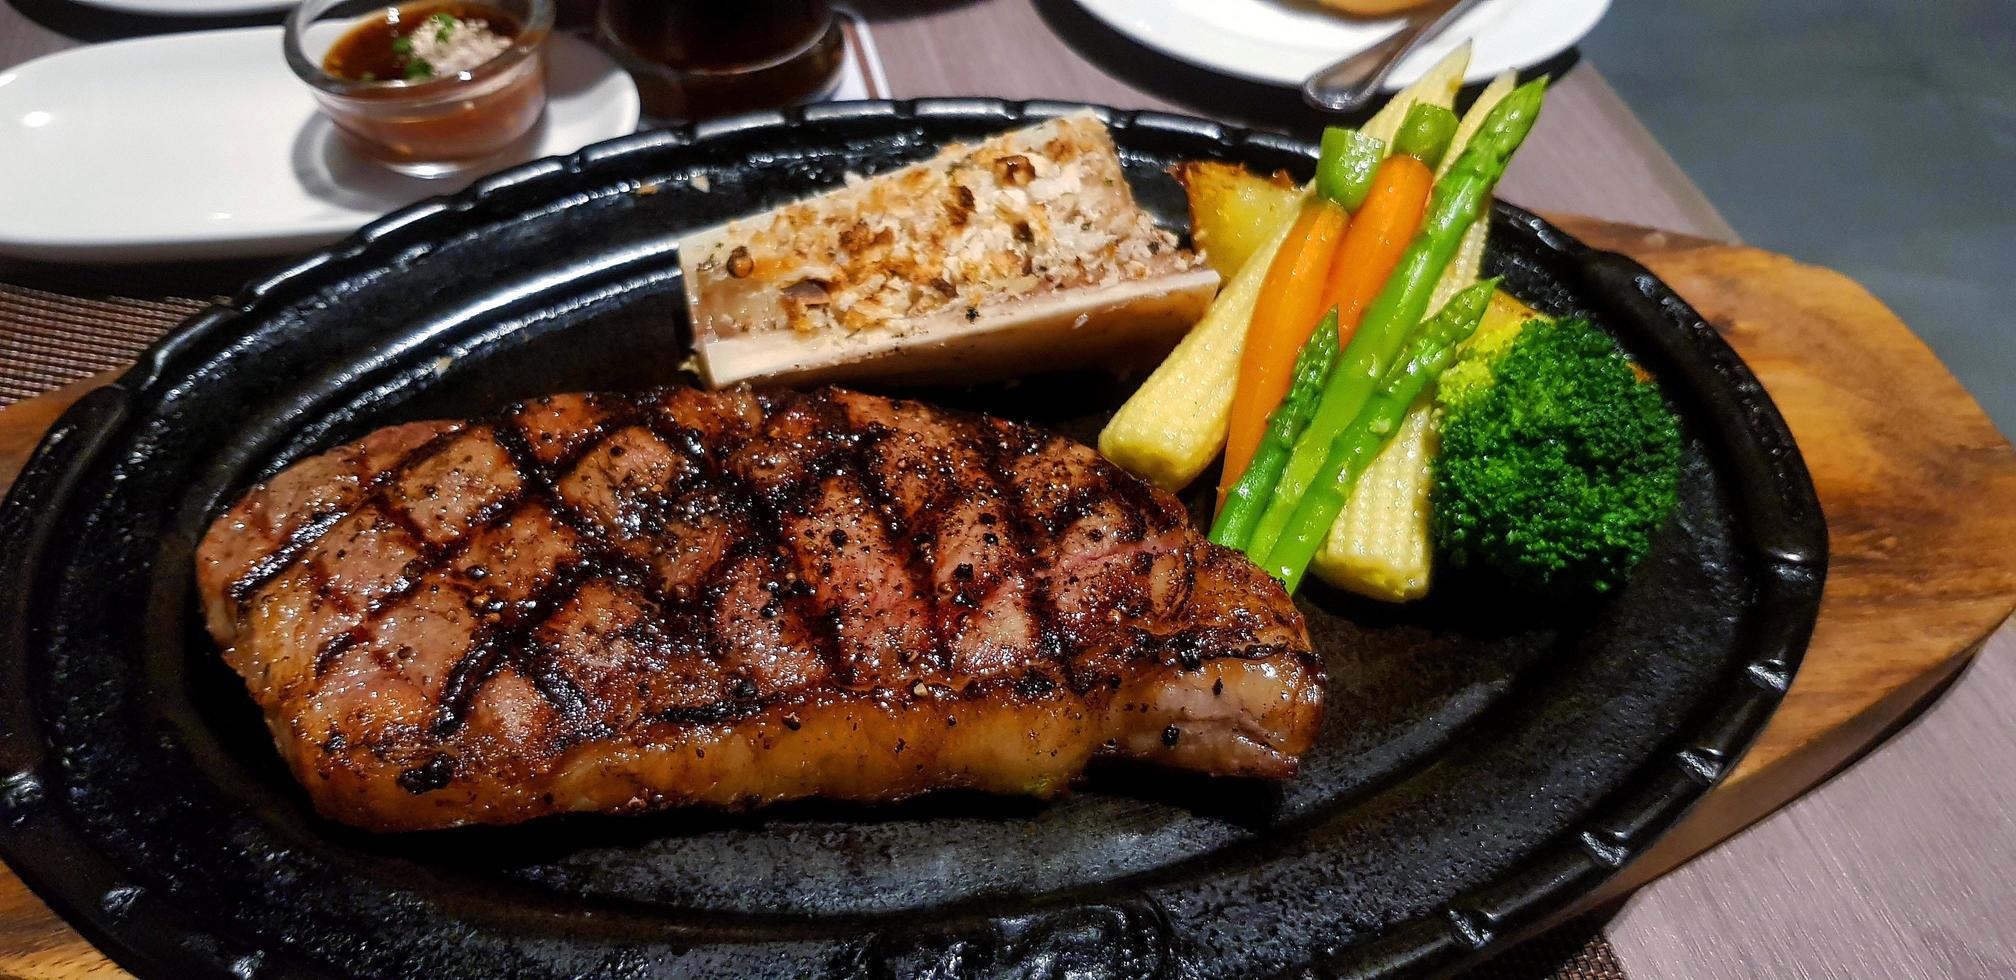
[1460,915,1628,980]
[0,278,1629,980]
[0,282,212,405]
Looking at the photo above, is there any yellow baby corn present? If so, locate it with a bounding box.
[1098,202,1303,490]
[1361,44,1472,149]
[1311,399,1439,600]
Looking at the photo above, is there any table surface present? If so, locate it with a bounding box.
[2,1,2011,977]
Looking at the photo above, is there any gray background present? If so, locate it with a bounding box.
[1587,0,2014,436]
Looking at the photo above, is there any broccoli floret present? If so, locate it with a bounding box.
[1431,316,1682,594]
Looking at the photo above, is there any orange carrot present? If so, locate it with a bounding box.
[1217,200,1348,509]
[1320,153,1434,343]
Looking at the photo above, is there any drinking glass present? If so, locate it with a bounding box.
[597,0,843,121]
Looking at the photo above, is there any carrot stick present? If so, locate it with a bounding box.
[1320,153,1434,343]
[1217,199,1349,509]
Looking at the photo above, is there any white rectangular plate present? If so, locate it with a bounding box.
[0,27,639,263]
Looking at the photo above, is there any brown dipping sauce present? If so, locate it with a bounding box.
[323,1,522,83]
[310,0,547,173]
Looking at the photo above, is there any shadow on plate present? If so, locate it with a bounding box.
[8,0,283,43]
[289,112,555,209]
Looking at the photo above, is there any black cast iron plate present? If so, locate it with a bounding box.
[0,100,1825,979]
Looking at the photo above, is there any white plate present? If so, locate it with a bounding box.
[1072,0,1609,90]
[0,28,639,263]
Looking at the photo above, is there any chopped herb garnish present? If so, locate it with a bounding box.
[405,59,434,80]
[391,36,413,55]
[360,71,377,82]
[429,12,458,43]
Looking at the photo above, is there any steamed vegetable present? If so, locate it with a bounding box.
[1258,281,1496,590]
[1360,44,1471,149]
[1317,152,1433,344]
[1392,103,1459,170]
[1312,286,1540,601]
[1310,402,1439,600]
[1219,201,1348,506]
[1246,78,1549,560]
[1211,310,1340,550]
[1433,317,1683,594]
[1220,122,1393,507]
[1099,197,1306,490]
[1318,129,1387,211]
[1309,71,1522,598]
[1099,44,1473,493]
[1174,162,1304,281]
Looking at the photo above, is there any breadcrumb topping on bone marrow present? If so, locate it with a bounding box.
[685,113,1203,339]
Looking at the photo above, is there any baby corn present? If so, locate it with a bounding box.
[1098,202,1303,490]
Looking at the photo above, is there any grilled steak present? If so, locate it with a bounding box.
[196,386,1322,831]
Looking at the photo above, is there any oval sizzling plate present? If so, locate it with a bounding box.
[0,100,1823,978]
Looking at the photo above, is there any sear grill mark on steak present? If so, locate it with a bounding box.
[195,386,1322,831]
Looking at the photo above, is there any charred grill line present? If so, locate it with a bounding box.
[522,396,653,479]
[487,395,791,732]
[363,490,437,556]
[419,415,622,732]
[463,414,700,731]
[304,430,545,679]
[736,390,853,690]
[974,421,1110,692]
[230,507,346,605]
[818,395,950,675]
[515,629,602,735]
[515,622,594,722]
[647,400,837,716]
[432,556,598,738]
[314,626,367,678]
[432,628,502,737]
[966,416,1066,664]
[427,423,557,732]
[634,405,754,680]
[226,424,466,607]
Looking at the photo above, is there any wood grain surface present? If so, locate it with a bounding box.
[0,216,2008,977]
[1544,218,2016,903]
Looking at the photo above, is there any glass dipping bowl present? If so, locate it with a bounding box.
[285,0,555,177]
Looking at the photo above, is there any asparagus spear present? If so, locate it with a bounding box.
[1244,77,1548,560]
[1393,103,1460,170]
[1318,129,1387,211]
[1211,308,1342,550]
[1260,280,1498,591]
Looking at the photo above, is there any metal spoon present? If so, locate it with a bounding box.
[1301,0,1485,114]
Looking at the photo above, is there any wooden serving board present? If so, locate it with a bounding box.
[1,216,2012,976]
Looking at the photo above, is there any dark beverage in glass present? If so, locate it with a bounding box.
[599,0,843,121]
